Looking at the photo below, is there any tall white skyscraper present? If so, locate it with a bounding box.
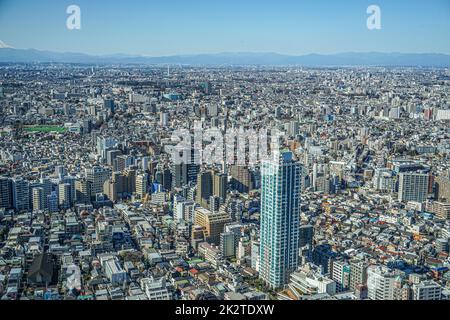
[259,149,301,289]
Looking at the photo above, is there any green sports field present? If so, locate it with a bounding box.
[24,125,67,133]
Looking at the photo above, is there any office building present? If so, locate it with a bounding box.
[194,207,232,245]
[196,170,213,208]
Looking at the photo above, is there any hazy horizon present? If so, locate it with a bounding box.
[2,42,450,58]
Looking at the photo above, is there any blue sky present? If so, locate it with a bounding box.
[0,0,449,56]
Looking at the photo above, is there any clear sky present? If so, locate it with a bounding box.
[0,0,449,56]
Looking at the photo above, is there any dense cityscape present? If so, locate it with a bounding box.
[0,64,449,301]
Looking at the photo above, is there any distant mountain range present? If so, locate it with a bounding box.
[1,47,450,67]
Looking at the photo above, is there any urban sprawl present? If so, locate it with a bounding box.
[0,64,450,301]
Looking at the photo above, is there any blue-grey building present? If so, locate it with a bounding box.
[259,150,301,289]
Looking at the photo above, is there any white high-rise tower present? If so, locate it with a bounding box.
[259,149,301,289]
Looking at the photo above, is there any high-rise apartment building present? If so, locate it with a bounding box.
[39,176,53,209]
[75,179,92,204]
[259,150,301,289]
[398,172,429,203]
[32,187,45,211]
[136,173,149,199]
[103,170,135,202]
[61,176,76,206]
[114,155,134,172]
[58,183,72,209]
[12,177,30,212]
[86,166,110,198]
